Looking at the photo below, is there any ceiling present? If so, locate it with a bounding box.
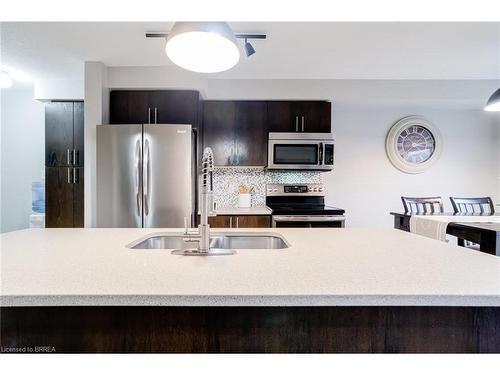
[1,22,500,81]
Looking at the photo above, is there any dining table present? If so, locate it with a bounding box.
[390,212,500,256]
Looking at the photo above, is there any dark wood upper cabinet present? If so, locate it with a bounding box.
[267,101,295,132]
[149,91,199,125]
[267,101,331,133]
[109,91,149,124]
[109,90,200,126]
[202,101,236,166]
[294,101,331,132]
[202,101,267,167]
[234,101,267,166]
[45,102,74,166]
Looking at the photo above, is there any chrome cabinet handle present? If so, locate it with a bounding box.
[154,107,158,124]
[236,217,239,228]
[301,116,305,132]
[73,168,78,184]
[229,217,233,228]
[72,149,77,165]
[67,168,72,184]
[134,139,142,217]
[295,116,298,132]
[67,149,71,165]
[148,107,151,124]
[143,139,151,216]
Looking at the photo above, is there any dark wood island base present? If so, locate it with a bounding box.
[1,306,499,353]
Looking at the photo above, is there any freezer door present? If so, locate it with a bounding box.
[96,124,143,228]
[143,124,193,228]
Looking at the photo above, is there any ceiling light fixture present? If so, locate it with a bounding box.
[484,88,500,112]
[244,38,256,57]
[0,70,13,89]
[165,22,240,73]
[146,26,266,73]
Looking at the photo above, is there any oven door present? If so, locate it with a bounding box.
[268,140,332,170]
[272,215,345,228]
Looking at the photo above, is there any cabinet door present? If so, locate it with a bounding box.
[208,216,232,228]
[110,91,150,124]
[73,167,84,228]
[202,101,236,166]
[45,102,74,166]
[267,101,296,132]
[45,167,74,228]
[149,91,199,125]
[295,101,331,132]
[236,215,271,228]
[234,101,267,166]
[73,102,84,166]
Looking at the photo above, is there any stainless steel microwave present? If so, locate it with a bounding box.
[267,132,335,171]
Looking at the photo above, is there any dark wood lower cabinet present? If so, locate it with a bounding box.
[45,167,84,228]
[205,215,271,228]
[1,306,499,353]
[45,167,74,228]
[236,215,271,228]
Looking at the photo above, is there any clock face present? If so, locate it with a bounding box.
[396,125,435,164]
[386,116,442,174]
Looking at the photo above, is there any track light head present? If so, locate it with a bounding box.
[244,39,256,57]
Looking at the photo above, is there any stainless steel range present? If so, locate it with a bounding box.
[266,183,345,228]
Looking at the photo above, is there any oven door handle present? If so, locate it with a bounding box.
[272,215,345,222]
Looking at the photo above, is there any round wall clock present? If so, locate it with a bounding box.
[385,116,442,174]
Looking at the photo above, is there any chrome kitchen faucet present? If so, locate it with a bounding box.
[173,147,235,256]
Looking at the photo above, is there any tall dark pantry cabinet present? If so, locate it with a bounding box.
[45,101,84,227]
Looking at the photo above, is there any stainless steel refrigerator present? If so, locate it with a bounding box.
[96,124,195,228]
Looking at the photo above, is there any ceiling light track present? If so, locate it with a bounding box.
[146,33,266,40]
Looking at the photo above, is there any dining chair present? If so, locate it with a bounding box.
[449,197,495,249]
[449,197,495,215]
[401,196,444,214]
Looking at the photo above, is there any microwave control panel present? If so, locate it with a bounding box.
[324,144,334,165]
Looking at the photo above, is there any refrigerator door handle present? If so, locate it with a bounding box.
[143,138,151,216]
[134,139,142,217]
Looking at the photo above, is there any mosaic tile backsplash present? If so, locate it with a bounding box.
[212,167,322,208]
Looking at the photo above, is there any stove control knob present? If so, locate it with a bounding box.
[319,188,323,192]
[308,187,312,192]
[313,188,318,192]
[273,188,278,192]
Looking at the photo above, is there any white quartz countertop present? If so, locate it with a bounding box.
[1,228,499,307]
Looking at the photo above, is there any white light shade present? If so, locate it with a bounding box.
[0,70,13,89]
[484,88,500,112]
[165,22,240,73]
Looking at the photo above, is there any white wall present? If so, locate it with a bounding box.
[0,83,45,232]
[107,66,208,97]
[84,62,108,228]
[34,79,84,101]
[207,79,500,227]
[326,108,498,227]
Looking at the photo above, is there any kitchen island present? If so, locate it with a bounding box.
[1,228,499,353]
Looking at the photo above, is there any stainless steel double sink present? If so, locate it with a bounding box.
[127,232,289,251]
